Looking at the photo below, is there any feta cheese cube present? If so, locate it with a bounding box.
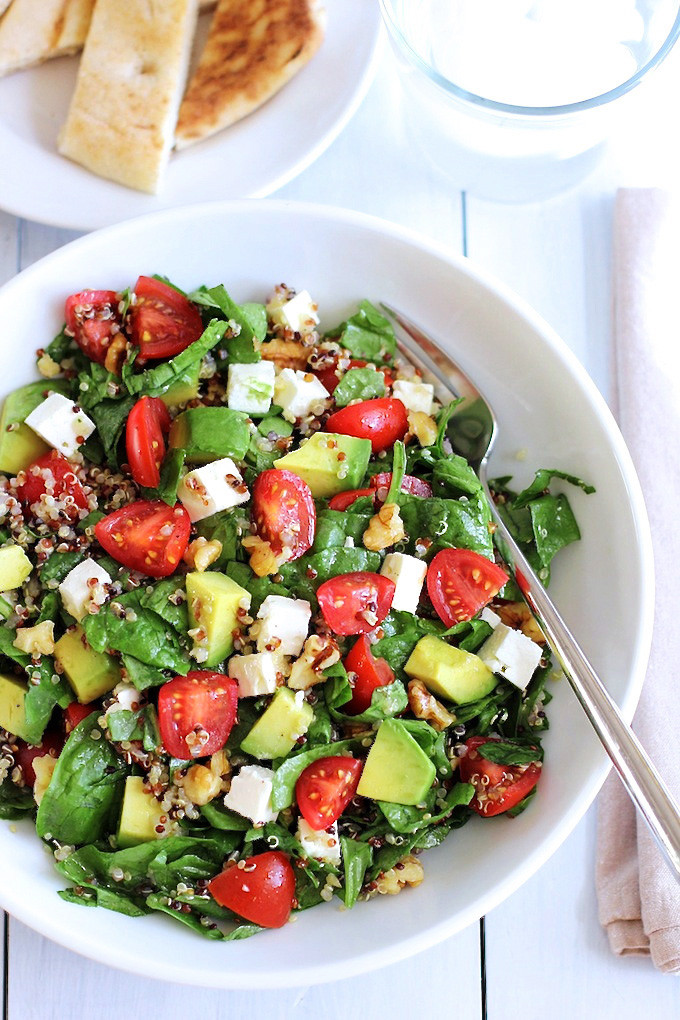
[223,764,278,825]
[392,380,435,415]
[256,595,311,656]
[228,651,281,698]
[227,361,276,416]
[478,623,542,690]
[380,552,427,614]
[274,369,329,424]
[296,818,341,866]
[58,558,112,621]
[269,290,319,335]
[177,457,249,523]
[25,392,95,457]
[479,607,502,628]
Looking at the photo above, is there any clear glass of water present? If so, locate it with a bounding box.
[380,0,680,201]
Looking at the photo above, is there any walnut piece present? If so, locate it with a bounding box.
[376,854,424,895]
[257,338,310,370]
[242,534,287,577]
[33,755,57,806]
[182,752,231,806]
[496,601,546,645]
[104,334,130,376]
[183,536,223,572]
[288,634,341,690]
[407,410,438,447]
[407,678,456,732]
[37,353,62,379]
[13,620,55,657]
[363,502,406,551]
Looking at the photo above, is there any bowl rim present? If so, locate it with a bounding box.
[379,0,680,117]
[0,199,656,987]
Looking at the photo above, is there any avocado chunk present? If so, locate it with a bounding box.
[240,687,314,760]
[273,432,371,498]
[186,571,251,667]
[0,673,30,741]
[160,360,201,408]
[168,407,250,464]
[117,775,164,849]
[0,545,32,590]
[53,625,122,704]
[405,634,496,704]
[357,718,436,805]
[0,381,69,475]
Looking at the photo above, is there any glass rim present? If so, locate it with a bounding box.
[379,0,680,117]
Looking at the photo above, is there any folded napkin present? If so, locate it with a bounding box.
[596,187,680,974]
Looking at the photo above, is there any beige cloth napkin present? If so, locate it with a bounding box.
[596,188,680,974]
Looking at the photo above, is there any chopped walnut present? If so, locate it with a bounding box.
[257,338,311,370]
[375,854,424,895]
[181,751,231,806]
[407,679,456,732]
[242,534,288,577]
[496,601,546,644]
[363,502,406,551]
[13,620,55,657]
[103,334,130,376]
[36,353,62,379]
[407,410,438,447]
[33,754,57,806]
[183,536,223,572]
[288,634,341,690]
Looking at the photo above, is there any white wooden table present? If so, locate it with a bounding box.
[2,34,680,1020]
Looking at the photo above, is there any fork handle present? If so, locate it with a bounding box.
[487,496,680,880]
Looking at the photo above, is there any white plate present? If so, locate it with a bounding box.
[0,201,654,988]
[0,2,381,231]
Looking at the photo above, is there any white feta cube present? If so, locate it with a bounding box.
[274,369,329,424]
[228,651,281,698]
[223,764,278,826]
[479,607,502,628]
[270,290,319,335]
[256,595,311,656]
[478,623,542,690]
[296,818,341,866]
[380,553,427,614]
[392,380,435,415]
[177,457,249,523]
[25,392,95,457]
[227,361,276,416]
[58,558,112,621]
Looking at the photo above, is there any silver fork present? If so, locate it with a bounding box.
[382,301,680,879]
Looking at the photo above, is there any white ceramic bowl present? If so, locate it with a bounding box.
[0,201,654,987]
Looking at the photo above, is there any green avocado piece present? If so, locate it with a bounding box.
[160,360,201,408]
[405,634,496,704]
[357,718,436,805]
[0,544,32,590]
[240,687,314,760]
[0,380,69,475]
[273,432,371,498]
[0,673,30,741]
[53,625,122,704]
[186,570,251,667]
[117,775,164,849]
[168,407,250,464]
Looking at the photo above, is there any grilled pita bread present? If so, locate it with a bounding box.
[0,0,94,77]
[0,2,13,19]
[175,0,325,149]
[58,0,199,193]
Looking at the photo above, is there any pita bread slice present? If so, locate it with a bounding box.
[175,0,325,149]
[0,2,14,19]
[58,0,199,194]
[0,0,94,77]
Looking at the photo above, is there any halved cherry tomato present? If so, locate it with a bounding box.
[252,469,315,560]
[313,358,394,395]
[126,396,172,488]
[317,571,395,635]
[296,755,363,829]
[370,472,433,501]
[14,730,63,787]
[64,289,121,365]
[458,737,542,817]
[128,276,203,361]
[427,548,509,625]
[328,487,374,512]
[343,634,395,714]
[15,451,89,524]
[325,398,409,453]
[64,702,97,734]
[208,851,295,928]
[95,499,190,578]
[157,672,238,760]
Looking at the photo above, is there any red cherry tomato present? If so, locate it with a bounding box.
[128,276,203,361]
[157,672,238,760]
[125,396,172,488]
[427,548,509,625]
[14,730,63,786]
[458,737,542,817]
[95,499,190,578]
[343,634,395,714]
[64,702,98,734]
[325,398,408,453]
[64,289,121,365]
[16,451,89,524]
[252,469,315,561]
[327,487,374,512]
[313,358,393,395]
[317,572,395,635]
[370,472,433,501]
[208,851,295,928]
[295,756,363,829]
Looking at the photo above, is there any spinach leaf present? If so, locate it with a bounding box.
[76,363,124,412]
[529,493,581,573]
[225,563,291,615]
[339,837,373,908]
[333,367,385,407]
[330,301,396,364]
[120,655,167,692]
[279,547,382,604]
[137,579,188,634]
[38,550,85,587]
[82,595,190,674]
[432,455,483,498]
[87,396,135,467]
[378,783,474,833]
[189,285,263,364]
[200,802,251,831]
[195,510,247,568]
[46,326,76,363]
[370,611,446,675]
[311,509,372,552]
[512,468,595,509]
[395,492,493,558]
[143,448,185,506]
[475,740,542,766]
[107,705,161,753]
[0,781,35,819]
[124,320,229,398]
[23,656,74,744]
[327,678,408,724]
